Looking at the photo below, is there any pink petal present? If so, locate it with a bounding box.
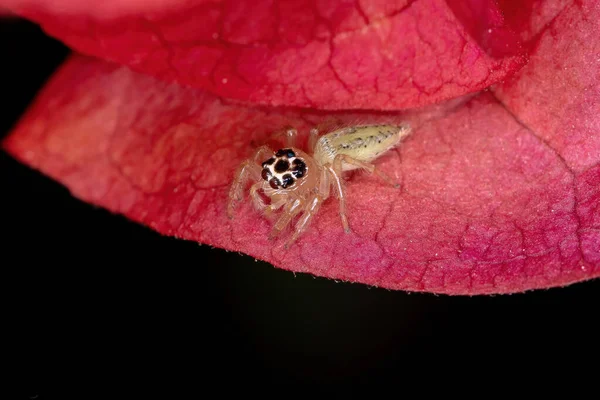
[2,0,598,294]
[3,52,598,294]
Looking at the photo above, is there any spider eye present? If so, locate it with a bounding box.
[274,159,290,173]
[269,177,281,189]
[261,168,272,181]
[281,174,295,188]
[275,148,295,158]
[262,157,275,168]
[292,158,307,178]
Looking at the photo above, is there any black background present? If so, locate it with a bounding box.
[2,17,598,393]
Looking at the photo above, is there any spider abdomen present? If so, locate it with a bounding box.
[313,124,411,169]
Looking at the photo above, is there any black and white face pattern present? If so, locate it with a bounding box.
[261,148,307,189]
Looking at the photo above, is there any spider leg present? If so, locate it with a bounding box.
[269,197,304,240]
[252,145,276,163]
[280,167,330,246]
[334,154,400,188]
[284,127,298,148]
[249,182,268,211]
[284,194,324,248]
[227,160,263,218]
[264,194,288,218]
[327,165,350,233]
[227,145,274,218]
[308,127,319,152]
[318,166,331,199]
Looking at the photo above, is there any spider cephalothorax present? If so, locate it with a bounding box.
[261,148,308,189]
[227,124,412,248]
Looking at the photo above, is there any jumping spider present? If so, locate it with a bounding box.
[227,123,412,248]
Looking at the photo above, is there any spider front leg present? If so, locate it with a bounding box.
[264,193,289,218]
[249,182,269,211]
[269,196,304,240]
[251,184,290,221]
[227,145,274,218]
[284,195,324,248]
[279,168,330,245]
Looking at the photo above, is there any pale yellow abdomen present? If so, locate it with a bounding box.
[313,124,411,169]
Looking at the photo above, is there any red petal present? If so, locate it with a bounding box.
[3,49,598,294]
[3,0,599,294]
[5,0,526,110]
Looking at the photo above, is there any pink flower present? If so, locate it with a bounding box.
[2,0,599,294]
